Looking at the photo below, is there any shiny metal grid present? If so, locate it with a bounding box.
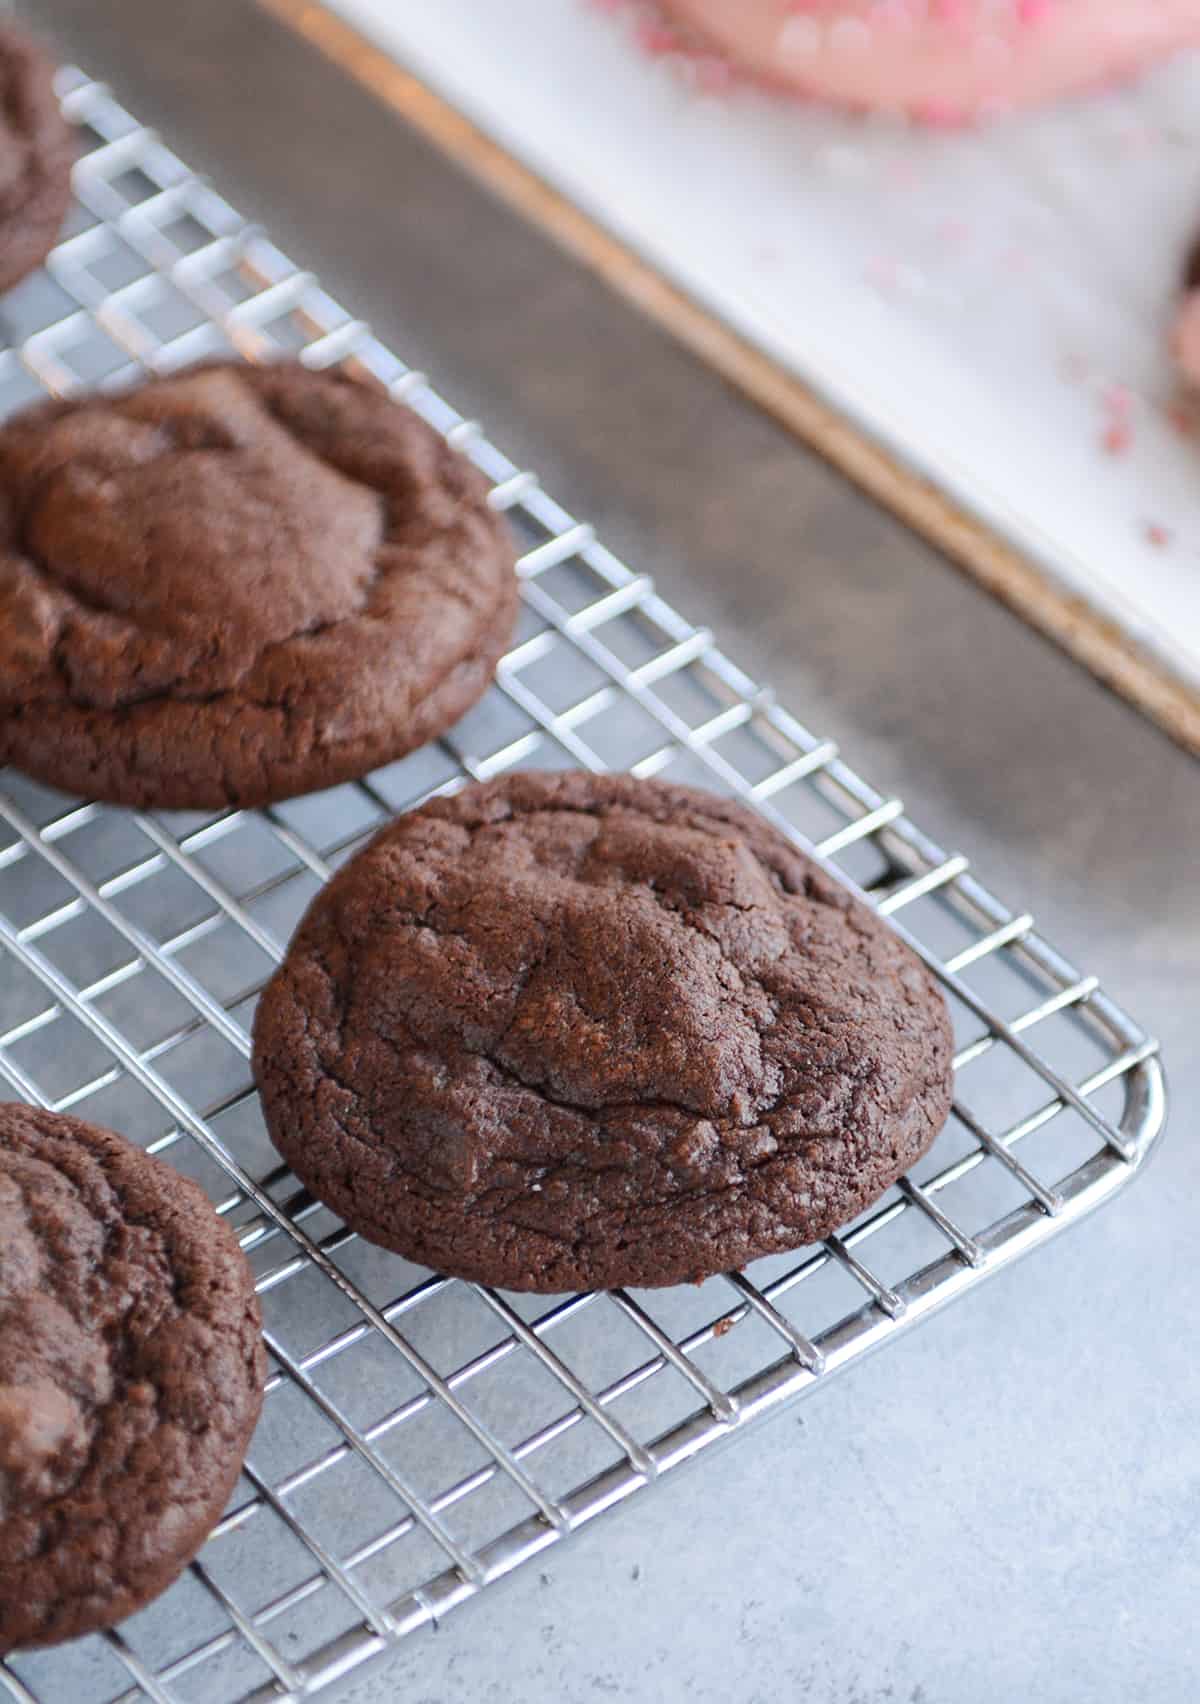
[0,68,1166,1704]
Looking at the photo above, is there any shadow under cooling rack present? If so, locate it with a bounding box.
[0,67,1166,1704]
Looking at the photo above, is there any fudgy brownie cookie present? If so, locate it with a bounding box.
[0,26,73,295]
[0,361,518,808]
[253,772,954,1292]
[0,1104,265,1652]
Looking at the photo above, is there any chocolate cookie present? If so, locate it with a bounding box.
[0,1103,265,1652]
[0,27,73,295]
[0,361,518,809]
[252,772,954,1292]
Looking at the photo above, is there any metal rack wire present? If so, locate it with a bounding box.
[0,69,1166,1704]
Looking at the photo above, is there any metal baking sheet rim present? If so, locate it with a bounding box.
[258,0,1200,761]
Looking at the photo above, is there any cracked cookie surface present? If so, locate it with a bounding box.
[0,1103,265,1652]
[0,26,73,295]
[252,772,954,1291]
[0,360,518,808]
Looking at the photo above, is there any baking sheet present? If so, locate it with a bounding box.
[0,57,1169,1704]
[290,0,1200,745]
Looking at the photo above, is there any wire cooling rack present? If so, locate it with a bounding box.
[0,67,1166,1704]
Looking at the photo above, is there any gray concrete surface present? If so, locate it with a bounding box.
[22,2,1199,1699]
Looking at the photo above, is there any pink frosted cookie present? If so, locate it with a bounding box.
[654,2,1200,121]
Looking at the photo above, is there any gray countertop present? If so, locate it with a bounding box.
[23,3,1200,1700]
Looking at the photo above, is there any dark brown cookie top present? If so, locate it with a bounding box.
[0,25,73,294]
[253,772,955,1292]
[0,1104,265,1653]
[0,361,518,808]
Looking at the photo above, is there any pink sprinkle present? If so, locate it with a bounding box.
[1165,402,1197,440]
[635,19,680,55]
[1103,420,1133,456]
[1017,0,1053,23]
[1145,523,1171,548]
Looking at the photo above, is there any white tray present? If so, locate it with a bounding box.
[273,0,1200,750]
